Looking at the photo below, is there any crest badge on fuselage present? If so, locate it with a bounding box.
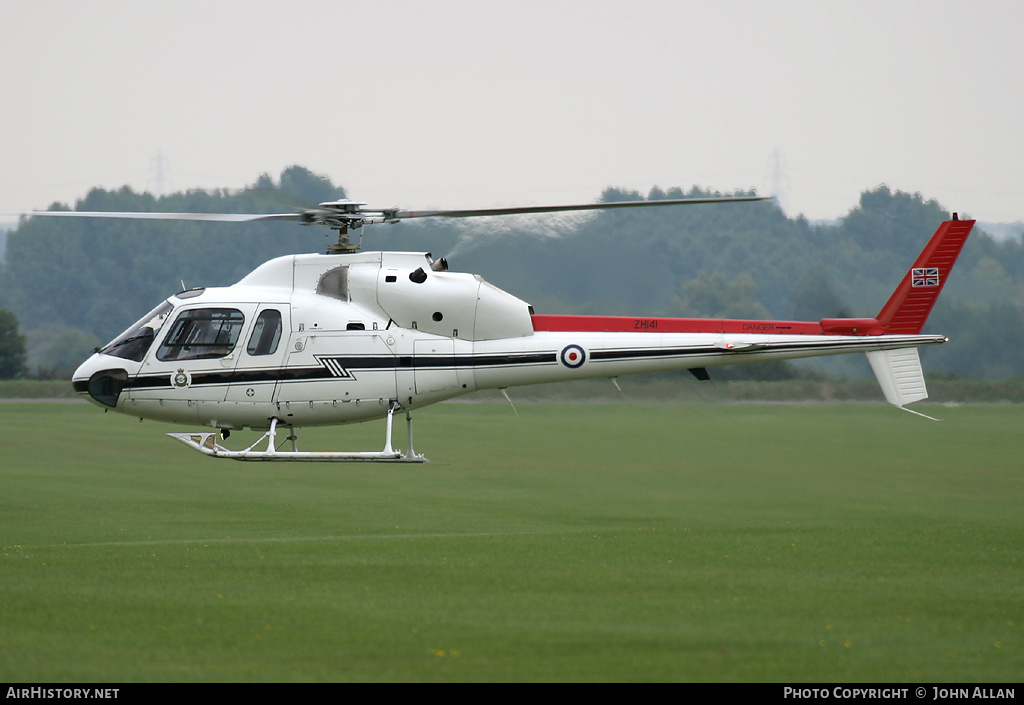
[172,368,191,388]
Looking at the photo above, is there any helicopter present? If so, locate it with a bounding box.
[12,195,974,462]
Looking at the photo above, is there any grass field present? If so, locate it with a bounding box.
[1,400,1021,682]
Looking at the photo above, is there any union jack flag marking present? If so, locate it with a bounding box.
[912,267,940,287]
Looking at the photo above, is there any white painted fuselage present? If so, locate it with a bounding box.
[72,250,945,432]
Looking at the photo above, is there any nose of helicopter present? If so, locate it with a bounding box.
[72,353,137,409]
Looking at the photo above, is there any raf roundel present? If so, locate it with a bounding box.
[560,344,587,369]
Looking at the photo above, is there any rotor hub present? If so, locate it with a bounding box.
[311,200,391,254]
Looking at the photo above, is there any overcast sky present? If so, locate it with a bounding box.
[2,0,1022,226]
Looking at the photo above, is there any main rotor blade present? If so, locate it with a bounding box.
[4,210,304,223]
[3,194,770,232]
[387,195,770,220]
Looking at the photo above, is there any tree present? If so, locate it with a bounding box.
[0,309,27,379]
[278,165,344,204]
[789,267,850,320]
[25,324,101,379]
[677,271,772,319]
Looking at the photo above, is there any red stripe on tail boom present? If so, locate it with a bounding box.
[532,218,973,338]
[531,315,823,335]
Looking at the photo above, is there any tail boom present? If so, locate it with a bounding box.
[530,217,972,411]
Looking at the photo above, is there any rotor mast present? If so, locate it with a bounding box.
[311,200,394,254]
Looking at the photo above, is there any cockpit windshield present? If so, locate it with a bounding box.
[100,301,173,362]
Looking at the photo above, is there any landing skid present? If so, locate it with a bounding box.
[167,403,427,463]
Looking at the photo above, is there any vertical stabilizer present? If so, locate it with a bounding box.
[876,218,974,334]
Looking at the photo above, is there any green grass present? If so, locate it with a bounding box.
[1,400,1021,682]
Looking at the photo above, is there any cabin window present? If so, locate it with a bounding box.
[157,308,245,361]
[316,266,349,301]
[246,309,283,356]
[101,301,173,362]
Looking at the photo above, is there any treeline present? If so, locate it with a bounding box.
[1,166,1022,379]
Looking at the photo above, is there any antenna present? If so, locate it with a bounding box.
[499,388,519,416]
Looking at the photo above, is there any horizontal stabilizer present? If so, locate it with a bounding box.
[866,348,928,408]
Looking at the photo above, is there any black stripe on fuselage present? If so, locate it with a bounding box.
[119,351,560,391]
[589,341,874,362]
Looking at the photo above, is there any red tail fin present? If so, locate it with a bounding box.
[875,217,974,334]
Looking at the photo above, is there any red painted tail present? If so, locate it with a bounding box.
[874,217,975,334]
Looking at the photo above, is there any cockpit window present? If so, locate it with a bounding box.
[101,301,173,362]
[156,308,245,361]
[246,309,283,356]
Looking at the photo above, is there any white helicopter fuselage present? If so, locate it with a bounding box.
[72,248,947,433]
